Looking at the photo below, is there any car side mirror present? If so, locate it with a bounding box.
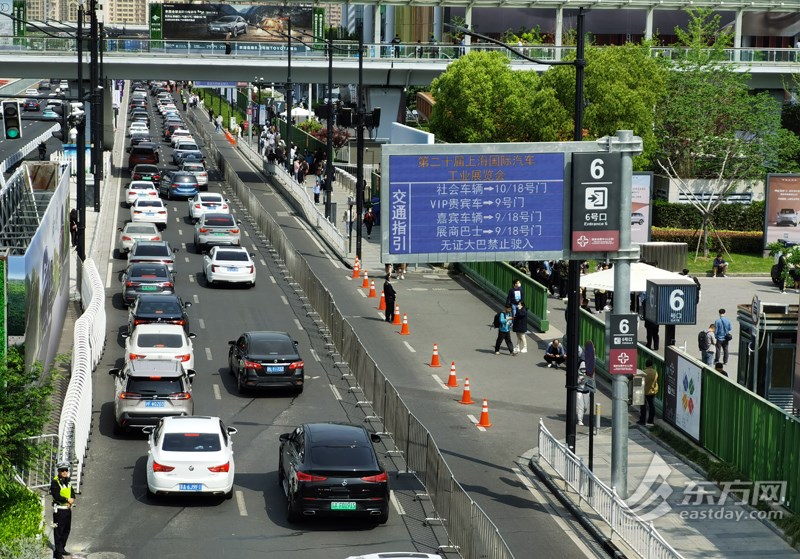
[227,427,238,436]
[293,340,299,347]
[108,368,121,377]
[186,370,196,382]
[121,332,130,339]
[370,433,381,443]
[184,301,192,308]
[279,433,290,442]
[228,340,236,346]
[188,333,197,339]
[142,426,154,435]
[117,227,123,232]
[125,147,131,153]
[250,253,256,259]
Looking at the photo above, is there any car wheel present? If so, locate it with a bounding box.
[294,385,303,395]
[224,489,234,500]
[228,353,236,376]
[113,421,124,436]
[377,507,389,525]
[146,487,157,500]
[286,492,300,522]
[278,461,285,488]
[236,372,246,394]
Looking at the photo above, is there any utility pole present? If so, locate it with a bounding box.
[355,24,364,261]
[285,17,292,172]
[76,5,86,262]
[324,27,333,221]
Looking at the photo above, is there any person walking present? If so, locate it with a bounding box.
[511,300,528,353]
[69,208,78,247]
[714,308,733,365]
[38,141,47,161]
[699,323,716,366]
[777,252,788,293]
[543,339,566,368]
[645,320,660,351]
[215,114,223,134]
[343,208,355,235]
[576,365,595,426]
[50,461,75,559]
[225,32,232,55]
[383,274,396,323]
[493,305,515,355]
[505,279,523,317]
[313,179,321,204]
[363,207,375,239]
[637,359,658,426]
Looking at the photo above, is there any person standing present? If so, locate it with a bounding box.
[343,208,355,234]
[576,365,595,426]
[714,308,733,365]
[38,141,47,161]
[699,323,716,366]
[383,274,396,323]
[225,32,232,55]
[363,207,375,239]
[494,306,515,355]
[544,339,566,368]
[645,320,660,351]
[637,359,658,426]
[313,179,321,204]
[505,279,523,317]
[69,208,78,247]
[215,114,223,134]
[50,461,75,559]
[511,300,528,353]
[777,252,788,293]
[391,34,401,58]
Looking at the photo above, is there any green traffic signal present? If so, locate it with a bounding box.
[2,101,22,140]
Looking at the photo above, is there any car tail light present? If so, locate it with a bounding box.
[133,210,141,215]
[198,227,209,233]
[248,266,254,273]
[158,210,167,215]
[222,204,228,210]
[163,282,174,288]
[288,361,304,370]
[296,471,327,482]
[175,354,191,362]
[194,204,201,209]
[208,462,230,473]
[169,392,191,400]
[129,353,147,360]
[243,360,261,370]
[229,229,239,234]
[125,281,135,287]
[121,235,132,241]
[119,392,142,399]
[134,319,146,325]
[361,472,388,483]
[211,265,219,272]
[174,319,186,326]
[200,172,207,178]
[151,236,161,241]
[133,174,141,180]
[152,461,175,473]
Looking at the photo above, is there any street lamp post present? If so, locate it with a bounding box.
[324,27,333,220]
[285,16,292,172]
[76,3,86,262]
[355,24,365,260]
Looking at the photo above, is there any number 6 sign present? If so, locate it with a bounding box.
[607,313,638,375]
[644,278,698,325]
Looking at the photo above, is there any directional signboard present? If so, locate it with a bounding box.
[607,313,638,375]
[381,149,565,263]
[644,278,698,325]
[571,152,622,252]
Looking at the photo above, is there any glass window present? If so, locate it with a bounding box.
[251,337,294,355]
[162,433,221,452]
[127,377,183,395]
[136,334,184,348]
[309,446,375,469]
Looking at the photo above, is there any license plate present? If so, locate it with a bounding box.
[266,365,284,373]
[179,483,203,491]
[227,267,238,272]
[144,400,166,408]
[146,212,154,216]
[331,502,356,511]
[207,204,218,209]
[139,285,158,291]
[213,232,226,236]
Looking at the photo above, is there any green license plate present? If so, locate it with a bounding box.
[139,285,158,291]
[331,502,356,511]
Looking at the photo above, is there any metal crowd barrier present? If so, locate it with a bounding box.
[196,119,513,558]
[537,420,682,559]
[58,258,105,491]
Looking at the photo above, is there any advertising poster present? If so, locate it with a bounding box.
[663,348,678,426]
[764,174,800,247]
[631,172,652,245]
[161,3,315,49]
[663,348,702,442]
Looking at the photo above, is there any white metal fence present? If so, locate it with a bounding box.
[537,420,683,559]
[57,257,105,490]
[0,123,61,188]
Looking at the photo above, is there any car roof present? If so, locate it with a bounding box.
[126,359,185,377]
[133,198,165,206]
[199,193,223,199]
[245,331,290,343]
[303,422,371,446]
[160,416,220,433]
[131,240,170,249]
[127,262,170,274]
[128,181,156,187]
[123,222,158,231]
[133,164,159,171]
[131,323,186,335]
[134,293,181,304]
[345,554,443,559]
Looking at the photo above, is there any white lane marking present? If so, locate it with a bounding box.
[188,274,195,283]
[198,318,205,329]
[259,258,266,266]
[193,294,199,303]
[105,260,114,289]
[403,341,416,353]
[431,374,448,390]
[310,349,320,362]
[389,490,406,516]
[294,318,303,331]
[182,242,187,250]
[205,347,213,361]
[213,384,221,400]
[243,230,250,237]
[184,256,189,263]
[377,311,385,319]
[178,229,183,236]
[235,491,248,516]
[511,468,598,558]
[329,384,342,401]
[468,414,486,432]
[292,216,340,268]
[280,295,288,305]
[269,275,276,284]
[358,290,366,298]
[310,376,320,380]
[175,216,180,223]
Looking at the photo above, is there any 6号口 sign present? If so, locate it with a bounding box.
[644,279,698,325]
[571,152,622,252]
[607,314,638,375]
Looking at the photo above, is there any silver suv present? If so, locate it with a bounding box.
[109,360,195,435]
[776,208,798,227]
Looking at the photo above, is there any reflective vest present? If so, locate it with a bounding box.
[53,476,73,504]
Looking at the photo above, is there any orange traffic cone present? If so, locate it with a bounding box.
[368,280,377,298]
[362,269,370,288]
[476,399,492,428]
[392,304,402,325]
[378,291,386,310]
[446,361,459,387]
[459,378,474,405]
[429,344,442,367]
[399,314,410,335]
[352,262,360,279]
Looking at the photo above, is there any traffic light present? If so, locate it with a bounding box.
[2,101,22,139]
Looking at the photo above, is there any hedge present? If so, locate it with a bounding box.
[652,200,765,232]
[0,482,43,548]
[652,227,763,253]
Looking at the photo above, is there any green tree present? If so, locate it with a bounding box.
[539,41,666,168]
[653,8,784,257]
[429,51,569,143]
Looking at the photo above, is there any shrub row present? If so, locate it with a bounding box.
[0,482,44,550]
[652,227,764,253]
[653,200,766,232]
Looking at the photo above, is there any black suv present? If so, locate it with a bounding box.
[128,293,191,334]
[228,331,304,394]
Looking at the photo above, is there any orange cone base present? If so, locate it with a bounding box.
[378,292,386,311]
[399,314,410,335]
[352,266,360,279]
[362,273,370,289]
[430,345,442,367]
[368,281,377,298]
[446,362,459,387]
[459,379,474,405]
[477,399,492,428]
[392,306,402,325]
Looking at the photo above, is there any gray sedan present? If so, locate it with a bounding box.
[193,213,240,253]
[116,222,162,256]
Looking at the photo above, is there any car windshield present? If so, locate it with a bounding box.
[134,245,170,256]
[216,251,248,262]
[174,176,196,184]
[205,216,235,227]
[130,183,153,190]
[250,338,295,355]
[139,301,182,314]
[177,143,199,151]
[126,225,156,234]
[136,166,158,174]
[162,433,221,452]
[137,201,162,208]
[185,164,204,172]
[127,377,182,395]
[130,265,169,279]
[135,333,184,348]
[309,445,376,469]
[780,209,795,214]
[219,16,237,22]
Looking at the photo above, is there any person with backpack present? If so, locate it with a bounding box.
[544,339,566,368]
[493,305,515,355]
[505,280,523,317]
[699,324,716,366]
[714,308,733,365]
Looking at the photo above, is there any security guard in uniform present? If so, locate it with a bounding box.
[50,461,75,558]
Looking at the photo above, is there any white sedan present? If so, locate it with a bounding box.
[130,198,169,229]
[203,246,256,288]
[123,323,196,371]
[125,180,159,207]
[116,222,161,255]
[188,193,229,222]
[128,121,149,136]
[143,416,237,499]
[170,131,194,147]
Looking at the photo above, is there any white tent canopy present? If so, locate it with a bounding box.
[580,262,689,293]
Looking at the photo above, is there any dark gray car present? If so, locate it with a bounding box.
[128,241,177,272]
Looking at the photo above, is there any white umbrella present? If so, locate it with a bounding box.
[580,262,688,293]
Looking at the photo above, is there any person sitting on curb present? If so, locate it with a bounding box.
[713,253,728,277]
[544,339,566,368]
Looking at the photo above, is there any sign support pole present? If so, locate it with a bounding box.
[609,130,642,498]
